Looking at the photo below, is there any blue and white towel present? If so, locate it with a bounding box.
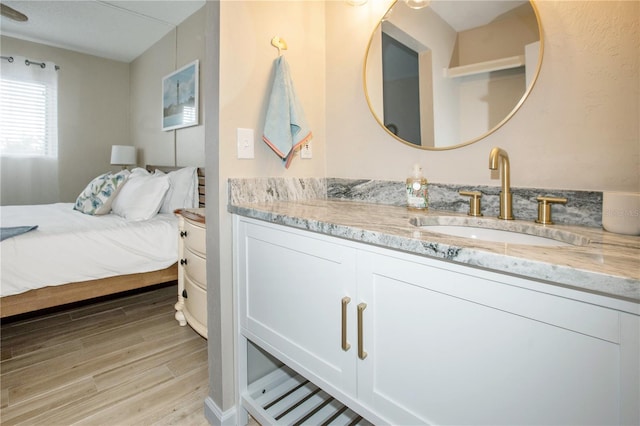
[1,225,38,242]
[262,55,312,169]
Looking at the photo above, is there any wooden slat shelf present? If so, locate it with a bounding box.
[242,366,374,426]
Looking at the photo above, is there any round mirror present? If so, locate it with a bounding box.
[364,0,543,150]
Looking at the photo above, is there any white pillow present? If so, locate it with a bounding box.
[155,167,198,213]
[111,173,170,221]
[74,170,130,215]
[129,167,150,176]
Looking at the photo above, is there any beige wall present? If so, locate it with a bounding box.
[212,0,327,412]
[326,0,639,192]
[8,1,634,202]
[1,6,207,204]
[456,3,539,66]
[130,31,176,167]
[130,7,206,168]
[210,0,639,418]
[1,36,130,203]
[4,0,637,418]
[219,1,326,179]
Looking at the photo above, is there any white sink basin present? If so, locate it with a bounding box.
[421,225,571,246]
[411,216,590,247]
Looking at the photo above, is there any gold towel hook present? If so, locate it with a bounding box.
[271,36,288,56]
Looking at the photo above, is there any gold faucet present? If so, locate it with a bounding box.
[489,147,514,220]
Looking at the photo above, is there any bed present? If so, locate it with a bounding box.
[0,165,205,318]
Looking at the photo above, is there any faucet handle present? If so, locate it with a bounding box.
[535,196,567,225]
[459,190,483,217]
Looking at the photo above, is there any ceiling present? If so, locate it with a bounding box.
[1,0,528,63]
[0,0,206,63]
[430,0,528,32]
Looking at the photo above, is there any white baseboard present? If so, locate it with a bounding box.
[204,396,237,426]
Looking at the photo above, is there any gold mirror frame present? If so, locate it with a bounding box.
[363,0,544,150]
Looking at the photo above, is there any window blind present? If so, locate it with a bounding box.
[0,73,58,157]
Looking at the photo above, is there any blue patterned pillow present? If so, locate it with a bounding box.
[74,170,129,215]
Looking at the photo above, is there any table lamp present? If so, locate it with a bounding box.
[110,145,136,170]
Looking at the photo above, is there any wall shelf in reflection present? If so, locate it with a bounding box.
[446,54,525,79]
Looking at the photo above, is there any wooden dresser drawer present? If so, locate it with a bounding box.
[183,275,207,336]
[183,219,206,256]
[183,248,206,289]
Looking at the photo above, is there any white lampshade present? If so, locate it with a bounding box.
[110,145,136,166]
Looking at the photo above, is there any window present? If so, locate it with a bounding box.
[0,57,58,157]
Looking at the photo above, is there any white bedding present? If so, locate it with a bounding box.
[0,203,178,297]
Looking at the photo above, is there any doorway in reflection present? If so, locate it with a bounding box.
[382,32,421,146]
[381,23,436,148]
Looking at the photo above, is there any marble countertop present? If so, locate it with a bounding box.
[229,199,640,304]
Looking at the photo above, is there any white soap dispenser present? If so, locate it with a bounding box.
[406,164,428,210]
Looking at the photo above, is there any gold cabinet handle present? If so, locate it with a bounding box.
[357,302,367,360]
[341,297,351,351]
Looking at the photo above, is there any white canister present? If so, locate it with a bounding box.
[602,192,640,236]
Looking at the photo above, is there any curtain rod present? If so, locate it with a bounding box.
[1,55,60,70]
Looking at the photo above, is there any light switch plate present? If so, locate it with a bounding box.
[237,128,254,159]
[300,141,312,159]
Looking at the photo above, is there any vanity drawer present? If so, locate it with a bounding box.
[183,218,206,256]
[184,275,207,334]
[183,248,206,289]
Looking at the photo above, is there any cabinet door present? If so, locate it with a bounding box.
[237,219,358,397]
[357,250,622,426]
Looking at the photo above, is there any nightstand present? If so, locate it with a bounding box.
[175,208,206,338]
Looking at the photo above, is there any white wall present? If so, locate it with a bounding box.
[0,36,130,204]
[326,0,639,192]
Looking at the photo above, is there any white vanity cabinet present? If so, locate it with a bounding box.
[237,218,358,397]
[357,251,632,425]
[175,209,207,338]
[234,216,639,425]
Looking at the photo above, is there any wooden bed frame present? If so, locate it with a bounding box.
[0,166,205,319]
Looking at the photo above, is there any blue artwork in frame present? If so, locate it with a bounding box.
[162,60,199,131]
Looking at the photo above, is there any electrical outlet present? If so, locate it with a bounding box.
[300,141,312,159]
[237,128,254,159]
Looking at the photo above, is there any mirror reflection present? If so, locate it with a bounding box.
[364,0,542,150]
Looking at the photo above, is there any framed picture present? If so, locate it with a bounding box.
[162,60,199,131]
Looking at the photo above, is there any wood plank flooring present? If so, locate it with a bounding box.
[0,283,210,426]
